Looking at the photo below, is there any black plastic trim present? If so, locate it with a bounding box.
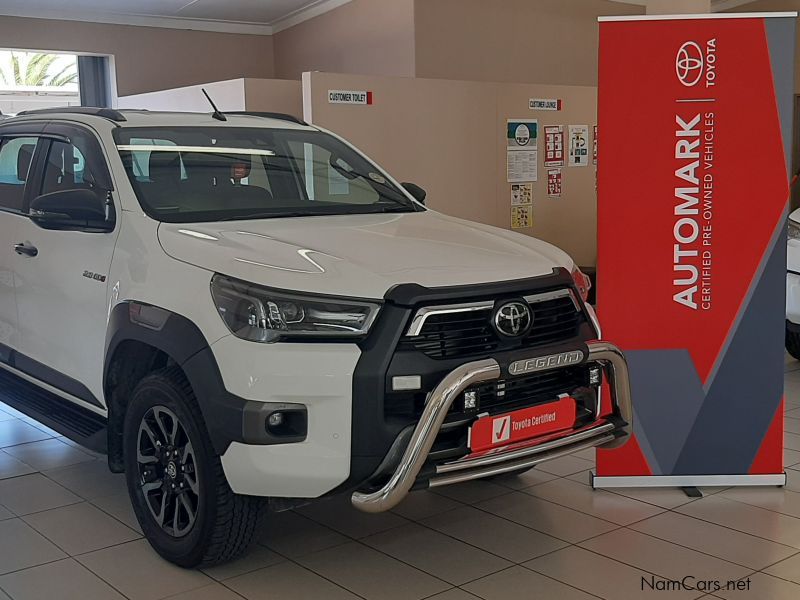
[0,342,104,408]
[0,367,108,452]
[16,106,127,122]
[333,268,589,495]
[787,319,800,333]
[385,268,572,306]
[104,302,305,454]
[226,111,308,126]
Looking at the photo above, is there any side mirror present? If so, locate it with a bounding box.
[402,182,426,205]
[30,189,113,231]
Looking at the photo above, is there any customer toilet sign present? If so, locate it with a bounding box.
[328,90,373,105]
[595,13,795,488]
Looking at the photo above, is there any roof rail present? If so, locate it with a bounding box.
[16,106,127,122]
[227,111,308,126]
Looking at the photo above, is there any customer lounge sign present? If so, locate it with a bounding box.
[595,12,796,487]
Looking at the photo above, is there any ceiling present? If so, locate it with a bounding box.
[0,0,351,35]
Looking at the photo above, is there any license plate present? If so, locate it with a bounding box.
[468,396,576,453]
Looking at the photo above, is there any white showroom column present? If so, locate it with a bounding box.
[645,0,711,14]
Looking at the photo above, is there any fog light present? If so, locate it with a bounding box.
[589,366,602,386]
[392,375,422,391]
[268,412,284,428]
[464,390,478,410]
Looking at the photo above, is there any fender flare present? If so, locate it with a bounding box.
[104,302,304,456]
[104,302,240,455]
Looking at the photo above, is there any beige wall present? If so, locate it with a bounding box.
[273,0,415,81]
[244,79,303,116]
[645,0,710,13]
[304,72,599,265]
[0,16,275,97]
[413,0,643,86]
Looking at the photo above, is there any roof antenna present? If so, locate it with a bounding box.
[202,88,227,122]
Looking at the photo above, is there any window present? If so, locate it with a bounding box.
[42,141,89,195]
[287,141,379,206]
[39,131,111,203]
[0,136,38,211]
[114,127,421,224]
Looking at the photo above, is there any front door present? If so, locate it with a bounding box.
[0,128,45,359]
[13,122,119,409]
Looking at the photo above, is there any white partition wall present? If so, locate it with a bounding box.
[119,78,302,116]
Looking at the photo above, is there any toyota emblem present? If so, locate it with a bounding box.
[494,301,532,337]
[676,41,704,87]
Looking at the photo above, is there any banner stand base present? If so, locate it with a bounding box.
[590,471,786,489]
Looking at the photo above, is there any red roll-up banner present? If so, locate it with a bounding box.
[595,12,796,488]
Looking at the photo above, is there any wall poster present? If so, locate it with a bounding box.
[544,125,565,167]
[547,169,562,198]
[568,124,590,167]
[511,205,532,229]
[507,119,538,182]
[511,183,533,206]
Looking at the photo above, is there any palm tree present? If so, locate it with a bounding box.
[0,52,78,87]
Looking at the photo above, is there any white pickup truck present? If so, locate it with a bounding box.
[0,107,631,567]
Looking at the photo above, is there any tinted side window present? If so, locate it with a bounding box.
[41,141,93,196]
[0,137,38,212]
[38,127,113,204]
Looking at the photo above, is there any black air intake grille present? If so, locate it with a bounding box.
[400,292,583,360]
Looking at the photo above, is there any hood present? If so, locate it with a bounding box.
[157,211,574,299]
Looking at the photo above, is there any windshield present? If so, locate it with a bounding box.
[113,126,422,223]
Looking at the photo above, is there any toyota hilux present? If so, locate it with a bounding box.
[0,107,631,567]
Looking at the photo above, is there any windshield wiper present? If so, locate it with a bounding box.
[217,210,320,222]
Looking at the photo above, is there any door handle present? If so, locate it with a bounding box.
[14,243,38,258]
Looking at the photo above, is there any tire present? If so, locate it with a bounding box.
[787,328,800,361]
[123,367,267,567]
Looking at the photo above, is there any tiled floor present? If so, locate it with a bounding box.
[1,361,800,599]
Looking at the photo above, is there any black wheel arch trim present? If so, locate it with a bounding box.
[104,301,304,456]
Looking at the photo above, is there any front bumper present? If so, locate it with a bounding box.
[351,341,632,513]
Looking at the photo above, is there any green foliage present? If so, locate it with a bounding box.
[0,52,78,87]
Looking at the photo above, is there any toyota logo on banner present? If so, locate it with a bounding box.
[676,41,704,87]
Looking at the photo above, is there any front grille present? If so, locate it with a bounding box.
[466,366,589,416]
[428,365,600,463]
[400,291,583,360]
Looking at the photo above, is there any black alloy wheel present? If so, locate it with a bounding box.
[124,368,267,567]
[137,406,199,538]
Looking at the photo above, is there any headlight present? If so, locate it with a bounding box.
[789,219,800,241]
[210,275,381,342]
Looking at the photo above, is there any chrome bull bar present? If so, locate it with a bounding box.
[351,341,632,513]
